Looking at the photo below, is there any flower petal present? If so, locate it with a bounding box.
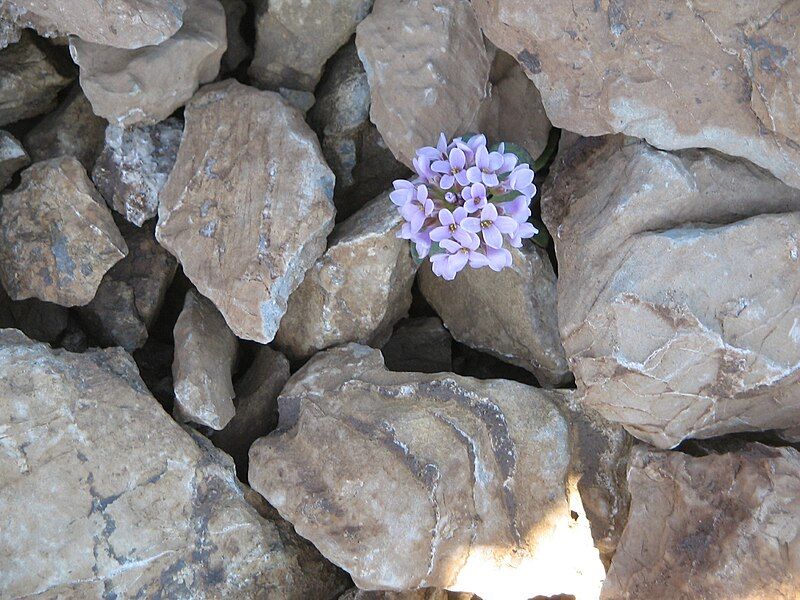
[483,224,503,249]
[438,208,454,226]
[449,147,466,169]
[449,251,469,273]
[439,174,454,190]
[453,206,468,222]
[431,160,451,174]
[481,203,498,221]
[440,238,461,253]
[429,226,452,242]
[486,247,512,271]
[495,215,519,234]
[454,170,471,187]
[461,217,481,233]
[468,250,490,268]
[475,145,489,169]
[483,172,499,187]
[389,189,411,206]
[466,166,483,184]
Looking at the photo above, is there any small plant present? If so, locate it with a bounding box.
[392,133,538,280]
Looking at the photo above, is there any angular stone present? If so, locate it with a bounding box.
[0,328,346,599]
[156,79,336,343]
[603,444,800,599]
[474,0,800,189]
[219,0,248,72]
[275,193,417,360]
[23,84,106,171]
[0,32,73,126]
[339,590,464,600]
[419,243,570,387]
[0,157,127,306]
[0,15,22,48]
[70,0,226,127]
[0,284,68,343]
[92,118,182,226]
[382,317,453,374]
[172,289,238,430]
[250,344,606,599]
[0,129,28,189]
[356,0,490,167]
[249,0,373,92]
[543,136,800,448]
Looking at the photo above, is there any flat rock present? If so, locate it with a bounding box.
[474,0,800,189]
[156,79,336,343]
[92,118,182,226]
[0,129,28,189]
[274,192,417,360]
[0,156,127,306]
[70,0,226,127]
[356,0,490,167]
[0,328,347,599]
[249,344,606,600]
[172,289,238,430]
[419,242,570,387]
[543,136,800,448]
[382,317,453,374]
[249,0,373,92]
[602,444,800,598]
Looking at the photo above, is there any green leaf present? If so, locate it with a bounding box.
[490,141,533,167]
[410,242,443,266]
[410,243,424,265]
[530,217,551,248]
[489,191,521,204]
[532,127,561,172]
[460,132,481,144]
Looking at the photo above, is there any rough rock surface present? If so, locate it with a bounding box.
[157,79,336,343]
[474,0,800,189]
[419,243,570,387]
[0,328,347,599]
[0,129,28,189]
[249,0,373,92]
[172,289,238,430]
[92,118,183,226]
[250,344,606,600]
[69,0,226,127]
[275,193,417,360]
[356,0,490,167]
[603,444,800,598]
[0,157,127,306]
[339,590,468,600]
[543,136,800,448]
[382,317,453,374]
[0,285,68,343]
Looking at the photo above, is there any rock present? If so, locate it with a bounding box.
[0,328,348,599]
[419,243,570,387]
[0,284,68,343]
[339,589,466,600]
[78,220,177,351]
[0,0,186,49]
[543,136,800,448]
[172,289,238,430]
[69,0,226,127]
[213,345,290,477]
[277,88,316,113]
[0,156,127,306]
[219,0,249,72]
[133,338,175,408]
[0,130,28,189]
[249,0,373,92]
[156,79,336,343]
[275,192,417,360]
[92,118,182,226]
[249,344,606,600]
[474,0,800,190]
[0,15,22,48]
[382,317,453,374]
[22,84,106,171]
[356,0,490,167]
[602,444,800,598]
[0,32,73,126]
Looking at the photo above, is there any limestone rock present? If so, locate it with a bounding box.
[356,0,490,167]
[92,118,182,226]
[0,157,127,306]
[219,0,249,72]
[275,193,417,360]
[0,129,28,189]
[382,317,453,374]
[156,79,336,343]
[0,328,347,599]
[419,243,570,387]
[543,136,800,448]
[70,0,226,127]
[474,0,800,189]
[0,14,22,48]
[339,590,467,600]
[0,284,68,343]
[250,344,606,600]
[602,444,800,598]
[172,289,238,430]
[249,0,373,92]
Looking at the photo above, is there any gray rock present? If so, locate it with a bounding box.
[0,129,28,189]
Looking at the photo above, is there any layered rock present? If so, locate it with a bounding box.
[603,444,800,598]
[250,344,606,600]
[474,0,800,189]
[382,317,453,374]
[156,79,336,343]
[543,136,800,448]
[0,130,28,189]
[0,157,127,306]
[356,0,490,167]
[70,0,226,126]
[274,193,417,360]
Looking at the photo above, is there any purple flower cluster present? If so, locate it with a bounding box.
[391,133,538,280]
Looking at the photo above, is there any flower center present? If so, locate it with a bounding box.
[480,219,492,229]
[460,247,470,254]
[451,166,459,175]
[449,223,457,232]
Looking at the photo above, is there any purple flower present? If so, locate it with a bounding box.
[431,232,486,280]
[432,147,470,189]
[485,246,513,271]
[390,179,415,207]
[461,203,518,249]
[429,206,471,243]
[508,222,538,248]
[461,182,488,213]
[499,195,532,223]
[399,184,435,232]
[507,165,536,198]
[466,145,504,186]
[412,155,437,184]
[417,132,450,161]
[496,142,519,173]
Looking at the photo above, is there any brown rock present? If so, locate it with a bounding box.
[0,129,28,189]
[356,0,490,167]
[0,284,68,343]
[0,156,127,306]
[339,589,464,600]
[156,79,336,343]
[382,317,453,374]
[172,289,238,430]
[250,344,606,599]
[474,0,800,189]
[543,136,800,448]
[275,192,417,360]
[69,0,226,127]
[602,444,800,599]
